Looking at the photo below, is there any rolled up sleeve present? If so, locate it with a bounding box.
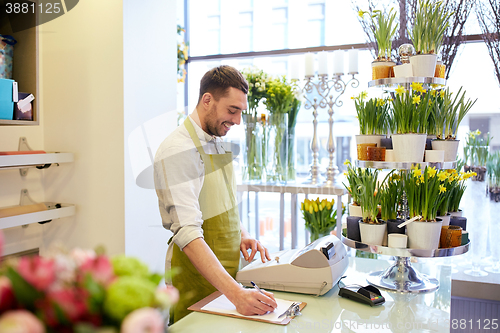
[154,141,205,251]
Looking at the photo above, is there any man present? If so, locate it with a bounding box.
[154,65,277,323]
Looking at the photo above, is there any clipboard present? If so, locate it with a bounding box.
[187,291,307,325]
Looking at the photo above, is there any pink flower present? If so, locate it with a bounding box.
[16,256,56,291]
[120,307,164,333]
[50,287,89,322]
[154,285,179,309]
[0,310,45,333]
[0,276,15,313]
[79,255,116,286]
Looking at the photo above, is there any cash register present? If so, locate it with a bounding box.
[236,235,348,296]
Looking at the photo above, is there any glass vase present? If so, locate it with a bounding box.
[242,114,263,183]
[287,127,296,182]
[309,229,332,243]
[265,113,288,184]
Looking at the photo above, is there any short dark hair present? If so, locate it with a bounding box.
[198,65,248,103]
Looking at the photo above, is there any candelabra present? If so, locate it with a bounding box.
[295,72,359,186]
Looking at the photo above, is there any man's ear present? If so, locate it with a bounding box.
[201,93,213,109]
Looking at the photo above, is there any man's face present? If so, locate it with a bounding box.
[204,87,247,137]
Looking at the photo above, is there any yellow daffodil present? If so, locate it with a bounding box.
[437,171,448,181]
[412,95,421,105]
[376,98,386,107]
[439,184,446,193]
[358,10,364,18]
[411,82,424,92]
[360,91,368,100]
[413,168,422,178]
[430,90,437,97]
[440,90,445,98]
[344,159,350,166]
[395,85,406,95]
[475,129,481,135]
[427,167,437,178]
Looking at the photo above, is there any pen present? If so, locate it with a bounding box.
[251,281,265,295]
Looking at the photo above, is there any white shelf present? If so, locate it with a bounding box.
[0,152,74,169]
[0,204,76,230]
[368,76,446,91]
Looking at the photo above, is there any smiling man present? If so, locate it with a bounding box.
[154,65,277,324]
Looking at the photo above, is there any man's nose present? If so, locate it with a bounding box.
[233,113,242,125]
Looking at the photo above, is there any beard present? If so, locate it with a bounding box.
[204,104,229,137]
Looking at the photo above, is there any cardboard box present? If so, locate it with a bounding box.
[0,78,14,120]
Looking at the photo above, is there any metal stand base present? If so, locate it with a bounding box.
[366,257,439,294]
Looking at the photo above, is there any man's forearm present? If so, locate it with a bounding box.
[182,238,241,300]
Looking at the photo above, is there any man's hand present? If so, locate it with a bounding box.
[240,228,271,263]
[228,288,277,316]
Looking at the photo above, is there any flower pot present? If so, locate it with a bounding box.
[449,209,463,217]
[437,213,451,227]
[426,135,436,150]
[359,220,387,245]
[392,133,426,162]
[406,219,443,250]
[385,149,394,162]
[380,137,393,149]
[431,139,459,162]
[450,216,467,231]
[393,63,413,78]
[371,60,396,80]
[348,203,363,217]
[409,54,438,77]
[346,216,361,242]
[472,166,486,182]
[424,150,444,163]
[387,219,406,234]
[355,134,385,147]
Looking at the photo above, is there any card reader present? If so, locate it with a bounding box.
[338,285,385,306]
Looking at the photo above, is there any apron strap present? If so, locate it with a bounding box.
[184,116,237,208]
[184,117,207,158]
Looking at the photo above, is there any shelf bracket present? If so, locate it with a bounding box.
[19,137,33,177]
[19,189,52,227]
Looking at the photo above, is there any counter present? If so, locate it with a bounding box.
[169,257,452,333]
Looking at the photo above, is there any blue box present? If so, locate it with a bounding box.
[0,78,14,120]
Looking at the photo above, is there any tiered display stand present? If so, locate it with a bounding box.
[341,78,470,294]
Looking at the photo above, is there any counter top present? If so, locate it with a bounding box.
[169,257,452,333]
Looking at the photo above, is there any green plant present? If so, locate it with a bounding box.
[390,83,432,134]
[301,198,345,241]
[352,91,390,135]
[342,160,364,206]
[356,168,393,224]
[379,171,401,221]
[403,166,447,221]
[464,130,493,167]
[409,0,453,54]
[443,87,477,140]
[447,169,476,212]
[359,8,398,60]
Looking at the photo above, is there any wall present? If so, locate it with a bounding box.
[38,0,125,256]
[123,0,177,274]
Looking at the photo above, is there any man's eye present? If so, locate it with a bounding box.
[229,109,236,114]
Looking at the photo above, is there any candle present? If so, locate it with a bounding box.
[333,50,344,75]
[290,55,301,80]
[317,51,328,75]
[304,53,315,76]
[348,49,358,74]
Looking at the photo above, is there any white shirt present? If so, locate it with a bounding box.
[154,112,229,269]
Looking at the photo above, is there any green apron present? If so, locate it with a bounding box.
[170,117,241,323]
